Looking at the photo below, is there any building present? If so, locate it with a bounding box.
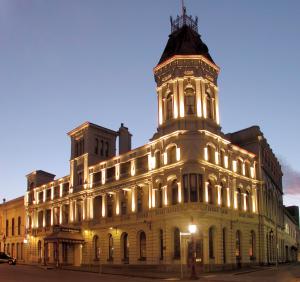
[21,6,299,276]
[0,197,26,262]
[283,207,299,262]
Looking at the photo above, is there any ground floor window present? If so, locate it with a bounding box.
[108,234,113,261]
[139,231,146,260]
[173,228,180,259]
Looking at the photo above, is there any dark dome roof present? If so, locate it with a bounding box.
[158,25,214,65]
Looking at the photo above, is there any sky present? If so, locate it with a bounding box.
[0,0,300,206]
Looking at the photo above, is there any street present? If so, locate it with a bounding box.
[1,263,300,282]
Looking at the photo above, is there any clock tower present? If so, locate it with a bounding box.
[153,6,221,139]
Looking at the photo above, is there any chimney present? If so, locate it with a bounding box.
[118,123,132,155]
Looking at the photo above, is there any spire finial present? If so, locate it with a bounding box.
[181,0,186,17]
[170,0,198,33]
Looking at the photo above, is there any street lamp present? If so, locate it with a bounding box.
[188,224,198,280]
[188,224,197,234]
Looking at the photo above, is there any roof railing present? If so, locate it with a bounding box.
[170,6,198,33]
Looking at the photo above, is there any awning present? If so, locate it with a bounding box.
[44,231,84,244]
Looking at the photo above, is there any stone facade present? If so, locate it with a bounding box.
[0,6,299,277]
[0,197,26,262]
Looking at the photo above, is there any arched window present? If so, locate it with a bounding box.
[236,188,242,211]
[221,183,226,207]
[250,231,256,260]
[37,240,42,262]
[206,90,213,119]
[137,186,143,213]
[18,216,21,235]
[174,227,181,259]
[220,150,225,167]
[166,92,173,120]
[155,151,161,168]
[156,183,163,208]
[93,235,99,260]
[11,243,15,258]
[207,145,215,163]
[20,243,24,260]
[207,180,214,205]
[209,227,215,259]
[121,233,129,263]
[237,159,243,175]
[159,229,164,260]
[139,231,146,260]
[222,228,226,263]
[107,194,113,218]
[108,234,114,261]
[16,243,19,260]
[168,146,176,164]
[171,180,178,205]
[245,191,250,212]
[184,81,196,116]
[236,230,241,258]
[190,174,198,202]
[120,191,127,215]
[245,162,250,177]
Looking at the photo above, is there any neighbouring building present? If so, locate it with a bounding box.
[0,197,26,262]
[13,5,300,276]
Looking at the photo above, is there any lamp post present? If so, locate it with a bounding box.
[188,224,198,280]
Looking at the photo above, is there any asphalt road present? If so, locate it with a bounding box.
[1,263,300,282]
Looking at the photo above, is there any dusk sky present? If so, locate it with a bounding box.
[0,0,300,207]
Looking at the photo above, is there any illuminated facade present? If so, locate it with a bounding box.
[23,7,298,275]
[0,197,26,262]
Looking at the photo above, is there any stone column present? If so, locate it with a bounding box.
[214,85,220,125]
[102,194,106,217]
[89,196,94,219]
[115,192,120,215]
[148,182,153,209]
[200,79,206,118]
[163,185,168,206]
[158,87,163,125]
[195,78,202,117]
[173,79,179,119]
[178,78,184,117]
[59,205,62,224]
[82,198,86,220]
[50,207,54,226]
[131,187,136,213]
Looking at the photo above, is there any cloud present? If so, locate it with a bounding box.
[281,161,300,195]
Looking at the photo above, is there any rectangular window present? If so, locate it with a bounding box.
[183,174,189,203]
[45,210,51,227]
[11,218,15,236]
[63,205,69,224]
[77,171,83,186]
[38,192,43,203]
[46,189,51,201]
[198,174,203,202]
[190,174,198,202]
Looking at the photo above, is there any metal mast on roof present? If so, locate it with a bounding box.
[170,1,198,33]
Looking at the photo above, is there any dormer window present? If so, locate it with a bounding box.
[184,80,196,116]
